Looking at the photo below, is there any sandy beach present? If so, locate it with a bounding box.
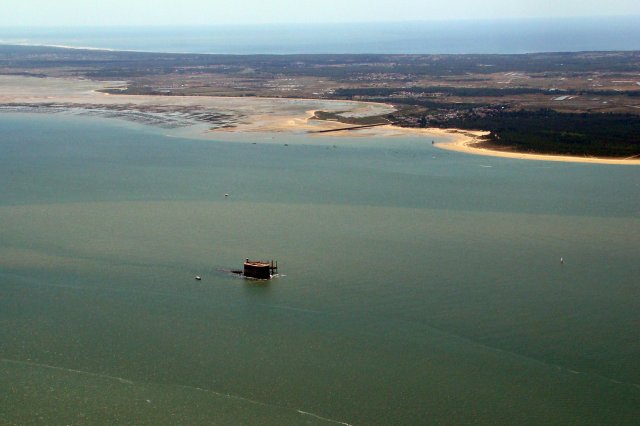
[433,128,640,165]
[1,75,639,165]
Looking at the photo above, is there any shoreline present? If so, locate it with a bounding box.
[432,128,640,166]
[1,75,639,165]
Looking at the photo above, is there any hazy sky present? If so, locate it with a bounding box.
[3,0,639,26]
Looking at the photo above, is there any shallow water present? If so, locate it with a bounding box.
[1,113,639,424]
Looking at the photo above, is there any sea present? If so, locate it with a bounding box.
[1,17,640,54]
[1,113,639,424]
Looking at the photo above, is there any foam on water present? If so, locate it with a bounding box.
[0,357,353,425]
[1,358,134,385]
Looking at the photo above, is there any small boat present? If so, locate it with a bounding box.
[195,275,202,281]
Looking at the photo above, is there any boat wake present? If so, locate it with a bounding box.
[1,357,352,425]
[297,409,353,425]
[0,357,134,385]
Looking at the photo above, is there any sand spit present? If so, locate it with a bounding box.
[1,75,638,165]
[433,129,640,165]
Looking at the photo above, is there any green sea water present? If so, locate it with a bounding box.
[1,113,639,425]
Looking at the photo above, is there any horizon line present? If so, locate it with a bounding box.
[1,15,639,29]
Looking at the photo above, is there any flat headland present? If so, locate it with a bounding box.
[1,72,639,164]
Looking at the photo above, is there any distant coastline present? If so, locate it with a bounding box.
[0,41,120,52]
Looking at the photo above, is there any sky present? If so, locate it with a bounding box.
[2,0,639,26]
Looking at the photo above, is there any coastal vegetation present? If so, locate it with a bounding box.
[334,86,640,98]
[435,109,640,157]
[2,45,639,77]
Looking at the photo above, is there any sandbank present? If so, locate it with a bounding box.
[0,75,393,135]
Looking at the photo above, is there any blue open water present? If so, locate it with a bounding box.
[1,17,640,54]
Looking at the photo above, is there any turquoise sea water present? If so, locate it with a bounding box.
[1,113,640,424]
